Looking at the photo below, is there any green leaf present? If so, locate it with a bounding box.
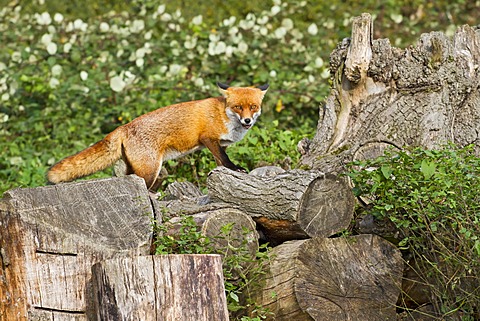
[380,165,392,179]
[420,159,436,179]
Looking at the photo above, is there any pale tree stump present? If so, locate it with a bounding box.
[0,176,153,321]
[207,167,355,244]
[253,235,403,321]
[300,13,480,173]
[92,254,229,321]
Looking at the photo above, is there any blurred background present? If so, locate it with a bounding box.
[1,0,478,193]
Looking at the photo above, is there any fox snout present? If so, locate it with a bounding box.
[241,117,253,129]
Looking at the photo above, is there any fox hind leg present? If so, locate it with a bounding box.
[123,151,163,191]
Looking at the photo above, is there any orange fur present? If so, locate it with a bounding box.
[47,83,268,190]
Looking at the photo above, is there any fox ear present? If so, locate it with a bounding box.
[258,83,269,99]
[258,83,269,92]
[217,82,230,97]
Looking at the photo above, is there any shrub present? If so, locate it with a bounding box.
[346,144,480,319]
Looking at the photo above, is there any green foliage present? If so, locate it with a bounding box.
[153,215,273,320]
[346,144,480,318]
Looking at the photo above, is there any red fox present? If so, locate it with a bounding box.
[47,82,269,190]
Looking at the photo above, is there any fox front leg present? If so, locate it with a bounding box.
[200,138,246,172]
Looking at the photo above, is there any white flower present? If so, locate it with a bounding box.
[80,71,88,81]
[194,77,204,87]
[282,18,294,31]
[136,48,147,58]
[136,58,144,67]
[110,76,126,92]
[64,43,72,53]
[307,23,318,36]
[11,51,21,63]
[390,13,403,24]
[215,41,227,55]
[269,70,277,78]
[157,4,166,15]
[308,75,315,82]
[184,36,197,49]
[192,15,202,25]
[73,19,87,31]
[161,13,172,22]
[53,13,63,23]
[47,42,57,55]
[271,5,281,16]
[274,27,287,39]
[131,19,145,33]
[315,57,324,68]
[99,22,110,32]
[36,12,52,25]
[168,64,183,76]
[51,64,62,76]
[124,71,136,85]
[257,16,269,25]
[321,68,330,79]
[237,41,248,54]
[49,77,60,88]
[41,34,52,46]
[223,16,236,27]
[1,93,9,101]
[259,27,268,36]
[239,19,254,30]
[144,31,152,40]
[0,62,6,71]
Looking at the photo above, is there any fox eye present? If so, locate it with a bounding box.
[250,104,258,111]
[234,105,243,110]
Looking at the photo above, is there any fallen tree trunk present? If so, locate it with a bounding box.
[300,13,480,173]
[0,176,153,320]
[207,167,355,244]
[253,235,403,321]
[92,254,229,321]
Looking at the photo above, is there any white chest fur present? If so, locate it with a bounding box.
[220,120,248,146]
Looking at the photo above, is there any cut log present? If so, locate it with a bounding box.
[153,199,259,257]
[253,235,403,321]
[300,13,480,173]
[92,254,229,321]
[207,167,355,244]
[0,176,153,321]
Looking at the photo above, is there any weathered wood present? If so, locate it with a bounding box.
[300,14,480,173]
[92,254,229,321]
[253,235,403,321]
[164,181,204,200]
[207,167,355,243]
[0,176,153,321]
[155,199,259,256]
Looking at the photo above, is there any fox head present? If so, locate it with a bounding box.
[218,82,269,129]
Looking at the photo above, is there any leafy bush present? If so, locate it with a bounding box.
[346,144,480,319]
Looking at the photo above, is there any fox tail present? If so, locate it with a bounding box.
[47,127,124,184]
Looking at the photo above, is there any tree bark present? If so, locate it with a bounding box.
[0,176,153,321]
[92,254,229,321]
[253,235,403,321]
[207,167,355,244]
[300,13,480,173]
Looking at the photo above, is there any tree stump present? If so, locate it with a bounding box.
[300,13,480,173]
[253,235,403,321]
[0,176,153,321]
[207,167,355,244]
[92,254,229,321]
